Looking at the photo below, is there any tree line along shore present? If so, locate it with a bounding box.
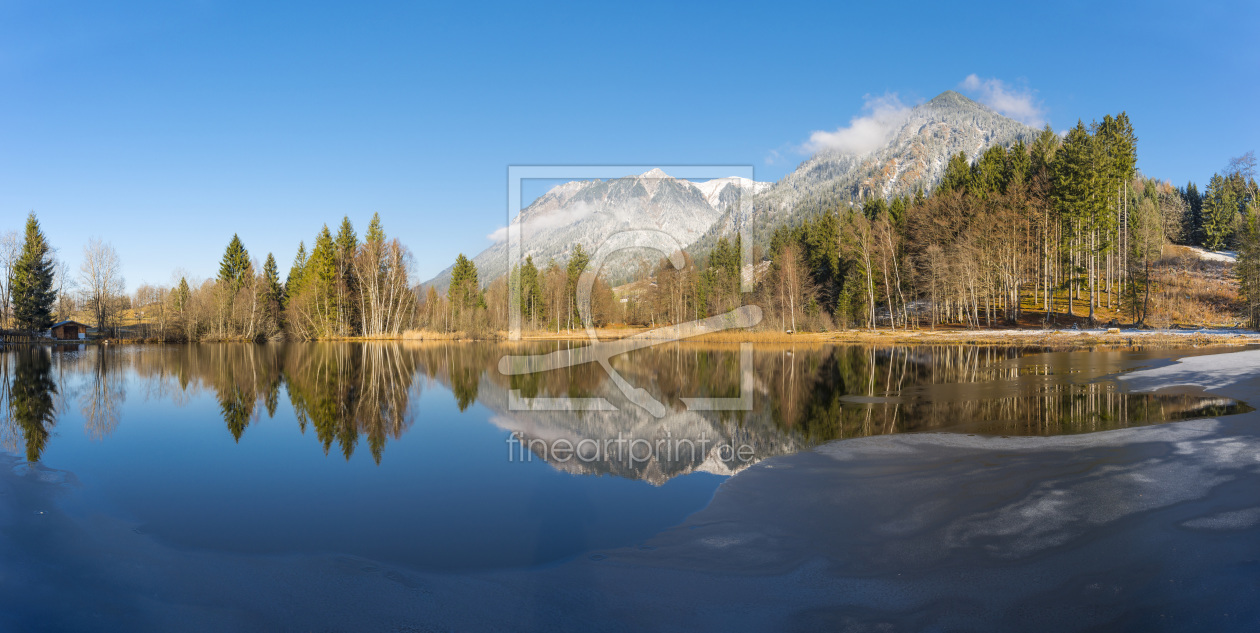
[2,114,1257,344]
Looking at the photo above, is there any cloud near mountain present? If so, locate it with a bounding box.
[429,90,1040,290]
[959,74,1045,127]
[487,200,599,243]
[802,93,911,155]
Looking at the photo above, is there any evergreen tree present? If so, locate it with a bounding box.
[285,241,308,301]
[217,234,251,291]
[1203,173,1241,250]
[1236,204,1260,328]
[520,255,542,327]
[263,253,283,324]
[175,277,191,312]
[11,212,56,331]
[970,145,1008,198]
[1052,121,1099,316]
[565,244,591,328]
[334,216,359,334]
[861,197,888,221]
[448,254,479,314]
[307,226,339,324]
[335,216,358,257]
[939,152,973,193]
[1182,182,1204,245]
[1030,125,1061,179]
[366,213,385,245]
[1004,140,1030,191]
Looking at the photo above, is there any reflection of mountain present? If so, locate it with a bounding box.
[486,407,800,485]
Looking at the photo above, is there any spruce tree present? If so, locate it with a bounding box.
[366,213,385,245]
[335,216,358,256]
[11,212,56,331]
[263,253,283,315]
[939,152,973,194]
[520,255,541,326]
[307,226,339,329]
[448,254,479,314]
[218,234,251,291]
[565,244,590,329]
[285,241,308,301]
[334,217,359,334]
[1203,173,1240,250]
[175,277,191,312]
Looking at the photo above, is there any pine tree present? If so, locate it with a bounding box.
[11,212,56,331]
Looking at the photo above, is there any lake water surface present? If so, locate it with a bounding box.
[0,342,1255,630]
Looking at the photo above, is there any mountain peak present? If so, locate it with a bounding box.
[639,168,671,179]
[925,90,983,110]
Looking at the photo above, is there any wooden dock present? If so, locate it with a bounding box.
[0,329,47,344]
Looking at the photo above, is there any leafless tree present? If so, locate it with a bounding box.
[0,231,20,328]
[79,238,126,336]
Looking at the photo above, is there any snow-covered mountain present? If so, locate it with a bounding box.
[425,90,1037,288]
[694,90,1040,249]
[427,169,769,288]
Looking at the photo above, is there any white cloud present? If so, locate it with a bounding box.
[802,93,911,155]
[487,200,600,243]
[959,74,1045,127]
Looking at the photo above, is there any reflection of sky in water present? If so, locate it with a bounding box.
[0,343,1251,573]
[11,352,723,571]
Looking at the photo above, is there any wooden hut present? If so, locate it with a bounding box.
[50,320,88,340]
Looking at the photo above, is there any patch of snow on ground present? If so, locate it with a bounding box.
[1183,245,1237,263]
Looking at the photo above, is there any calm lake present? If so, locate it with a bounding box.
[1,342,1256,631]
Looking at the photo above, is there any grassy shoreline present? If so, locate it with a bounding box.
[385,326,1260,348]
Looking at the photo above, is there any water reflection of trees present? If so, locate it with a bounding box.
[1,348,59,461]
[283,344,416,462]
[79,348,127,440]
[0,343,1252,471]
[2,344,420,464]
[134,344,416,463]
[766,345,1252,441]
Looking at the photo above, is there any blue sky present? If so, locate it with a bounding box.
[2,0,1257,287]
